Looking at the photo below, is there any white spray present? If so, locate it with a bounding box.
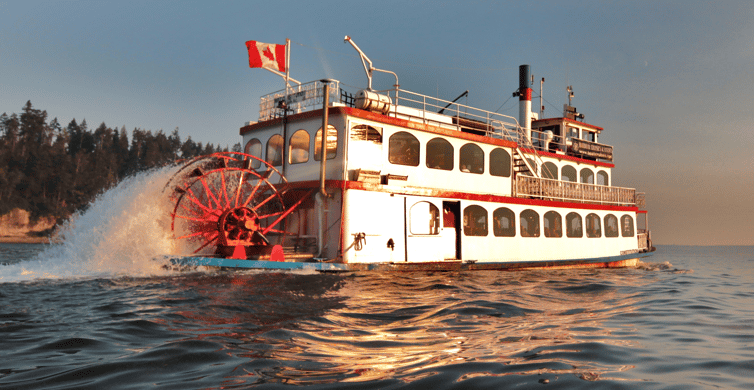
[1,167,182,282]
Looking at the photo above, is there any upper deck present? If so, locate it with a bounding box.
[241,79,642,209]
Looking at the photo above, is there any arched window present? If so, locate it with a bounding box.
[542,162,558,180]
[597,170,609,186]
[489,148,511,177]
[544,211,563,238]
[580,168,594,184]
[426,137,453,170]
[604,214,619,237]
[586,213,601,238]
[621,214,635,237]
[463,205,488,236]
[314,125,337,161]
[493,207,515,237]
[289,129,309,164]
[566,212,583,238]
[459,143,484,174]
[351,124,382,143]
[410,201,440,235]
[244,138,262,169]
[520,209,540,237]
[388,131,420,166]
[562,165,577,182]
[266,134,284,167]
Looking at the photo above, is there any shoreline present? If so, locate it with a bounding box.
[0,235,52,244]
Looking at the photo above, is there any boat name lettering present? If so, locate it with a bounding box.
[571,139,614,161]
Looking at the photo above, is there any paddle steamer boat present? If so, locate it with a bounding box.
[168,37,654,271]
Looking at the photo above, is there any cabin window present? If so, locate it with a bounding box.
[426,137,454,171]
[314,125,338,161]
[544,211,563,238]
[519,209,540,237]
[492,207,515,237]
[566,127,579,141]
[566,212,583,238]
[561,165,577,182]
[460,143,484,174]
[463,205,488,236]
[586,213,601,238]
[388,131,420,166]
[489,148,511,177]
[266,134,284,167]
[621,215,635,237]
[597,170,609,186]
[410,201,440,235]
[580,168,594,184]
[244,138,262,169]
[289,129,310,164]
[351,124,382,143]
[604,214,619,237]
[542,162,558,180]
[583,131,596,142]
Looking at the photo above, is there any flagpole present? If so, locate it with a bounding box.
[285,38,291,91]
[282,38,291,177]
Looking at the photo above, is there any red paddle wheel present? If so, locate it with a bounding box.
[165,152,300,261]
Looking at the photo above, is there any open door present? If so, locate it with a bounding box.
[442,201,461,260]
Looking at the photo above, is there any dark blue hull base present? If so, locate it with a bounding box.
[168,248,655,273]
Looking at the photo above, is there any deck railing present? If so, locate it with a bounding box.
[516,175,637,206]
[258,80,341,121]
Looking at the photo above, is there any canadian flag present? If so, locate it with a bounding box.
[246,40,286,72]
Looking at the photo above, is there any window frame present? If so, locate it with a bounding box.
[388,131,420,167]
[492,207,516,237]
[463,205,488,237]
[289,129,310,164]
[459,143,485,174]
[244,138,262,169]
[266,134,284,167]
[544,211,563,238]
[425,137,454,171]
[519,209,540,238]
[314,124,338,161]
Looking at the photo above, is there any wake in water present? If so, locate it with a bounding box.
[0,167,182,283]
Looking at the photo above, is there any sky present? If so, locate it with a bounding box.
[2,0,753,246]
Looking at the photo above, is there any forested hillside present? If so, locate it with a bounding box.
[0,101,238,226]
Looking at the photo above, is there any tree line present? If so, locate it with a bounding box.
[0,101,239,224]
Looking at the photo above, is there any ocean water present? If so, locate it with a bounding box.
[2,171,754,389]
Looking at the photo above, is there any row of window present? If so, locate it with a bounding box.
[410,201,634,238]
[388,131,609,185]
[244,126,338,168]
[244,125,610,185]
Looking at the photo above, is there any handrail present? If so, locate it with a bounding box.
[257,81,613,168]
[259,80,341,121]
[516,175,637,206]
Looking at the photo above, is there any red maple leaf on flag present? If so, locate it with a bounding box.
[262,46,275,62]
[246,40,286,72]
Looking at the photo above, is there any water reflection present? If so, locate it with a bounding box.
[163,268,648,386]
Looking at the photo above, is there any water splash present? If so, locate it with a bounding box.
[1,167,181,282]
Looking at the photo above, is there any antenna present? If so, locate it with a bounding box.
[344,36,399,91]
[540,77,545,117]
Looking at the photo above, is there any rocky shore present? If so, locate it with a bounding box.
[0,209,56,244]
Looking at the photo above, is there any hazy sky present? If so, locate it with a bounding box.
[2,1,753,245]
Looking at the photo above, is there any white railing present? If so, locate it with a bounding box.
[255,81,613,172]
[259,80,341,121]
[516,175,637,206]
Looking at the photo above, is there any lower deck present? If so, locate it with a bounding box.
[276,182,651,265]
